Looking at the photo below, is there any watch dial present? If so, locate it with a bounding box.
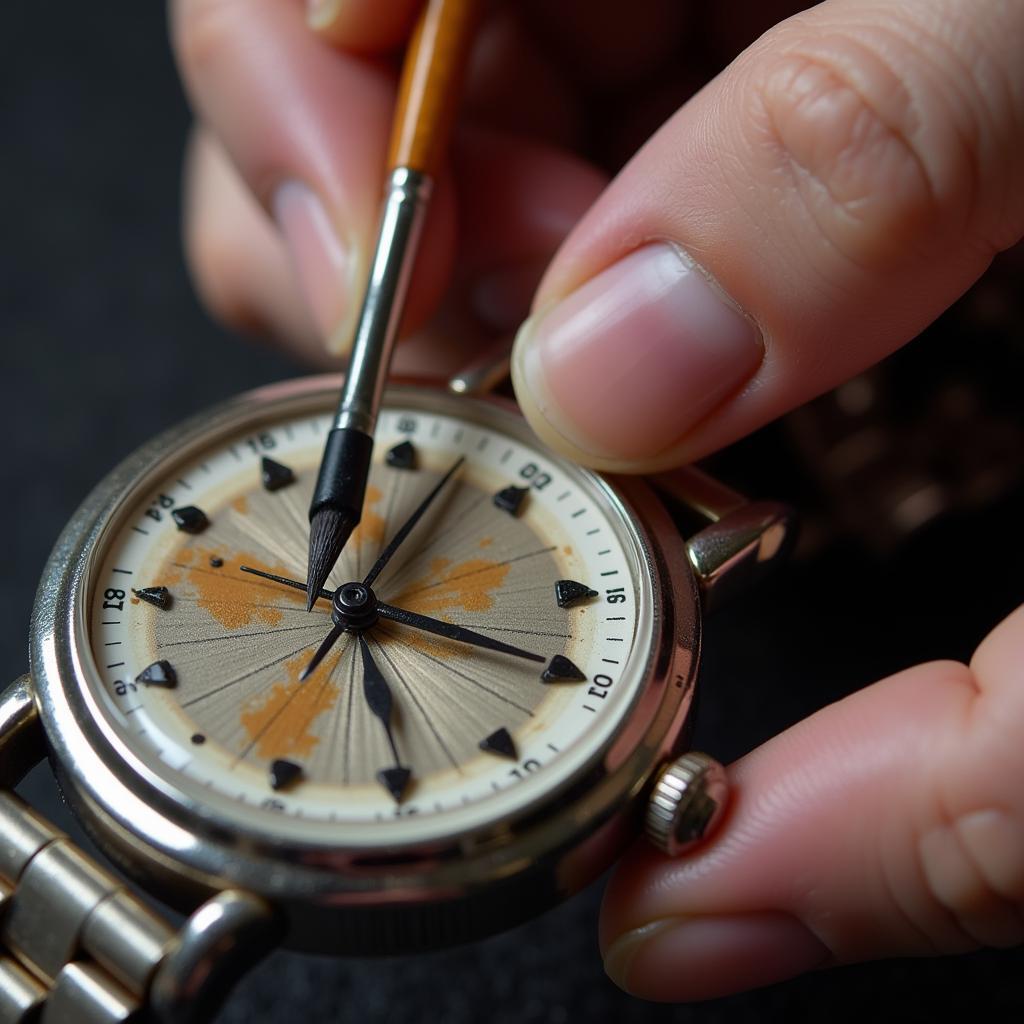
[86,392,654,845]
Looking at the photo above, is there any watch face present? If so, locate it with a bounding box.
[72,385,659,847]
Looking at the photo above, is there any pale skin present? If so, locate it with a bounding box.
[170,0,1024,1001]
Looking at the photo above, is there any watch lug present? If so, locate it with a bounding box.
[685,501,796,610]
[149,891,282,1024]
[0,675,45,787]
[447,337,512,396]
[651,465,748,523]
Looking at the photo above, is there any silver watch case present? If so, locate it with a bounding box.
[29,376,701,954]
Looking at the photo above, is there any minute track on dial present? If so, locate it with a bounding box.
[88,394,645,833]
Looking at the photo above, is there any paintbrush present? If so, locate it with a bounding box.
[305,0,479,610]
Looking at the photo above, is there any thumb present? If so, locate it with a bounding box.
[599,603,1024,1001]
[511,0,1024,472]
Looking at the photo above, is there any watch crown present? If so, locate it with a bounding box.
[645,752,729,856]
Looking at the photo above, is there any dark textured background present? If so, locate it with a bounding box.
[3,5,1023,1023]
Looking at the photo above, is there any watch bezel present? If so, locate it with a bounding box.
[30,375,701,952]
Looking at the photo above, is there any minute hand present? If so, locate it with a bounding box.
[375,602,544,663]
[362,456,464,587]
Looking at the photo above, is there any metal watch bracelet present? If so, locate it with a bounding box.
[0,677,280,1024]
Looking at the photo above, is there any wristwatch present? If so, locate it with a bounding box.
[0,365,793,1023]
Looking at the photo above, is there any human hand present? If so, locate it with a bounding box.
[170,0,1024,1001]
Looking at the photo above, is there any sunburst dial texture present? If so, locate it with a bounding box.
[89,403,642,830]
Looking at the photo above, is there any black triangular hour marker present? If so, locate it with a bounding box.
[493,485,529,516]
[377,766,412,803]
[261,456,295,492]
[136,660,177,688]
[554,580,599,609]
[479,727,518,761]
[133,586,171,610]
[386,440,417,470]
[172,506,209,534]
[269,759,303,791]
[541,655,586,684]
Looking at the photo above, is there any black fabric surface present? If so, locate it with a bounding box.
[3,5,1023,1023]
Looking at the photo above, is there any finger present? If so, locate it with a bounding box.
[600,603,1024,1001]
[171,0,455,355]
[183,128,335,366]
[510,0,1024,473]
[307,0,422,54]
[185,117,606,365]
[361,128,606,379]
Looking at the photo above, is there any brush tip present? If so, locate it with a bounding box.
[306,507,355,611]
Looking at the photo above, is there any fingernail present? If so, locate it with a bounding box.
[472,259,550,334]
[273,180,354,344]
[604,912,829,1002]
[306,0,339,26]
[512,244,762,462]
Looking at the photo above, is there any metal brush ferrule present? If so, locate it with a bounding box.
[333,166,433,435]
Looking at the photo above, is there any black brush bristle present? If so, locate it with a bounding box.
[306,507,356,611]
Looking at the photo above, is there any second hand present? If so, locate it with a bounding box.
[239,567,333,604]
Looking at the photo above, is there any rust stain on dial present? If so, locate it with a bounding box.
[239,646,345,758]
[168,547,305,631]
[350,484,386,549]
[392,556,511,616]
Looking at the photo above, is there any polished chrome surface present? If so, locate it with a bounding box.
[30,375,701,953]
[0,791,165,1021]
[0,677,43,788]
[83,891,172,995]
[653,466,748,523]
[44,963,135,1024]
[645,751,729,856]
[0,953,46,1022]
[0,795,58,884]
[0,787,276,1022]
[447,338,513,397]
[5,840,119,979]
[685,500,796,610]
[150,891,280,1024]
[334,168,433,435]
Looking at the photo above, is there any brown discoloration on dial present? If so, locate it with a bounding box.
[173,547,304,631]
[144,458,578,788]
[239,647,344,759]
[232,495,249,515]
[377,620,462,661]
[350,484,387,550]
[392,556,511,616]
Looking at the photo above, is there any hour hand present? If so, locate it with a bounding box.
[358,634,411,803]
[375,602,544,663]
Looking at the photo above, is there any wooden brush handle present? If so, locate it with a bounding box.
[386,0,479,176]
